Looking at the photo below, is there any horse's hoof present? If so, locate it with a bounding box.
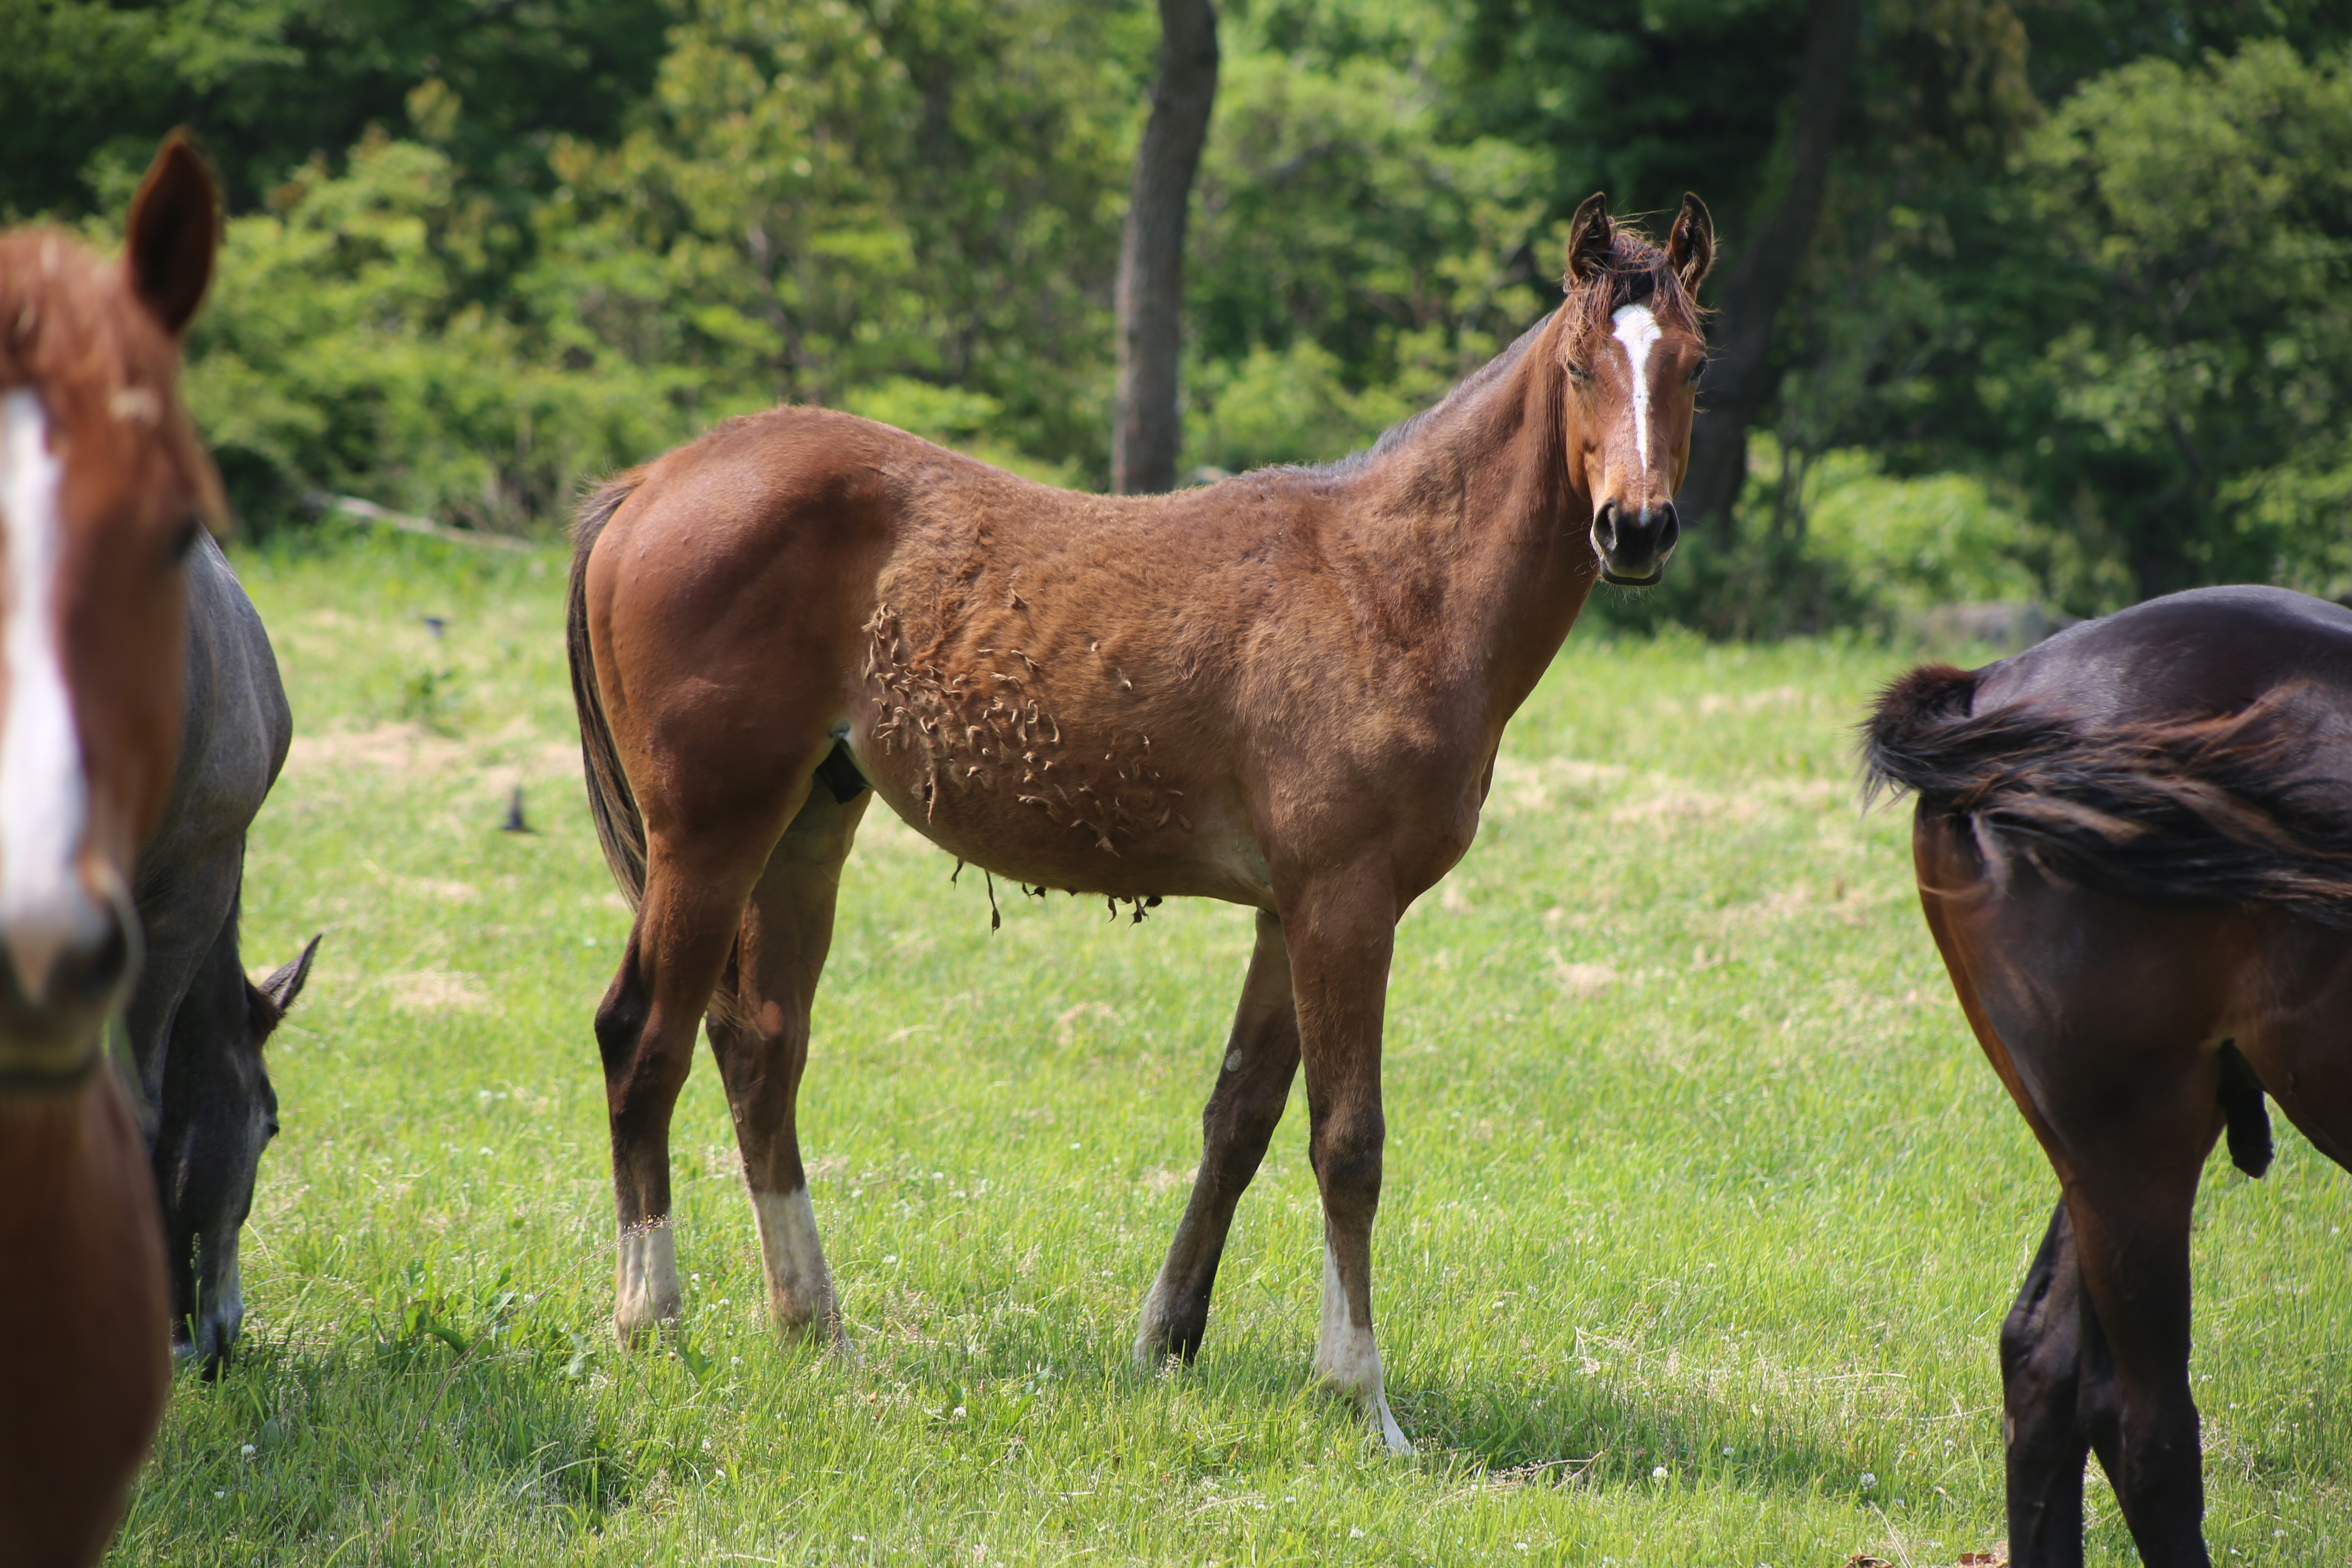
[611,1312,680,1350]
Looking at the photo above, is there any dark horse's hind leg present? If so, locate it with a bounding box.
[704,779,868,1351]
[2001,1202,2136,1568]
[1136,911,1301,1365]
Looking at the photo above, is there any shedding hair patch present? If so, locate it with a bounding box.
[863,604,1189,872]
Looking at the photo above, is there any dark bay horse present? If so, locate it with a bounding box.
[125,537,318,1372]
[1866,585,2352,1567]
[569,192,1713,1449]
[0,136,226,1568]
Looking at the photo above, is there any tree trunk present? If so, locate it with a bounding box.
[1112,0,1218,495]
[1677,0,1864,539]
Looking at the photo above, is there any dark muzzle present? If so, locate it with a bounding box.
[1593,500,1679,586]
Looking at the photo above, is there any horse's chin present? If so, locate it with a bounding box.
[1599,565,1664,588]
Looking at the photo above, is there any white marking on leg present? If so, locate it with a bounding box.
[1314,1242,1412,1454]
[1223,1049,1243,1074]
[751,1187,843,1346]
[0,389,96,1004]
[614,1218,681,1341]
[1610,303,1662,472]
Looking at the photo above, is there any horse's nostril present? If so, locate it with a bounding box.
[1656,502,1680,556]
[1593,500,1620,553]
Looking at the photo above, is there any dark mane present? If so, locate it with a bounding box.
[1567,223,1705,343]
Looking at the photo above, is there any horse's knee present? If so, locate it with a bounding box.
[1309,1116,1385,1223]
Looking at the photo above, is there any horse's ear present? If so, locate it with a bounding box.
[125,131,220,338]
[1564,192,1613,284]
[256,934,322,1021]
[1668,192,1714,297]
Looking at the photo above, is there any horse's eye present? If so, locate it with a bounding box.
[1686,359,1707,385]
[1566,360,1591,383]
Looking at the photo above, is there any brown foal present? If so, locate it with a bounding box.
[0,138,226,1566]
[1869,585,2352,1567]
[570,193,1713,1448]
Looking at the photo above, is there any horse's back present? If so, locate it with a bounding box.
[135,535,291,899]
[1978,585,2352,724]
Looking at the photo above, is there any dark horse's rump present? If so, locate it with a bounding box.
[1871,584,2352,1565]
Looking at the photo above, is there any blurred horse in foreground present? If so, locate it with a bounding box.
[1868,585,2352,1567]
[0,135,225,1566]
[570,192,1714,1450]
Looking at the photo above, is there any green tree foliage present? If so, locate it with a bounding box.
[1183,0,1559,471]
[0,0,667,218]
[12,0,2348,627]
[526,0,1142,474]
[185,133,688,532]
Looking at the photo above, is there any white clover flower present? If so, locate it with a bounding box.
[1859,1472,1877,1490]
[1651,1465,1668,1481]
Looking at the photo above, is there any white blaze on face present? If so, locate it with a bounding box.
[1610,303,1664,473]
[0,388,93,1004]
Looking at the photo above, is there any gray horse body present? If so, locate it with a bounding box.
[120,532,314,1372]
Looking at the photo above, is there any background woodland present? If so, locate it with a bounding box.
[9,0,2351,633]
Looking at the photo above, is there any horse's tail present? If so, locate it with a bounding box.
[1864,662,2352,927]
[568,474,647,912]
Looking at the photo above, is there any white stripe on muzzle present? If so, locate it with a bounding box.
[0,389,94,1004]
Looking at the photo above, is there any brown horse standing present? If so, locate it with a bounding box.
[0,138,226,1566]
[1867,585,2352,1567]
[570,193,1713,1448]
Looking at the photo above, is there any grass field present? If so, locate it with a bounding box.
[107,529,2350,1566]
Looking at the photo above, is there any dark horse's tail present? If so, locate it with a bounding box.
[568,475,648,913]
[1865,663,2352,924]
[1862,662,2352,1177]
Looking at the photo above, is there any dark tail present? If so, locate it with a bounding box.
[1864,664,2352,927]
[568,475,648,912]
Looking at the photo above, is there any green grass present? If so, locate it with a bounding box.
[111,530,2351,1566]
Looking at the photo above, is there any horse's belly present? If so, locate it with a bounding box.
[844,719,1271,908]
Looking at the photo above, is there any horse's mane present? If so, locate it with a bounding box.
[1290,220,1702,481]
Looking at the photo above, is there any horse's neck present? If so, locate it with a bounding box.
[1334,311,1596,735]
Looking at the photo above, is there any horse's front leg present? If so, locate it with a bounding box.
[1137,910,1301,1366]
[1285,872,1410,1454]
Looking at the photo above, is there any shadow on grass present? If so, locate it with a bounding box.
[118,1331,647,1561]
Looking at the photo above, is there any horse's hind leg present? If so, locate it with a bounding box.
[705,778,869,1351]
[2000,1202,2098,1566]
[1136,910,1302,1366]
[599,789,814,1343]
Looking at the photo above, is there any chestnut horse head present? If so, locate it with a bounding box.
[0,135,224,1082]
[1557,191,1713,585]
